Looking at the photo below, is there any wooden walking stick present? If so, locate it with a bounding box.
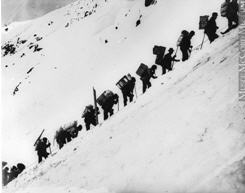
[93,87,99,125]
[200,32,205,49]
[134,85,138,99]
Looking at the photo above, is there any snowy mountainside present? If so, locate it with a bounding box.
[1,0,245,192]
[3,28,245,193]
[2,0,225,165]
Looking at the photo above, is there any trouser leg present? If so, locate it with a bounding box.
[38,154,42,163]
[85,122,90,131]
[162,66,166,75]
[181,48,188,61]
[142,81,147,93]
[129,93,134,102]
[147,80,151,89]
[104,110,108,120]
[109,109,114,116]
[123,93,127,106]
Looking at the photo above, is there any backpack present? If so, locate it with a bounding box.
[116,74,132,90]
[153,45,166,56]
[97,90,115,106]
[82,105,94,118]
[199,15,209,30]
[155,55,164,65]
[136,63,149,77]
[220,2,229,17]
[145,0,155,7]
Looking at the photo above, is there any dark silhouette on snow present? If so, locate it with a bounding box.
[82,105,99,130]
[161,48,180,75]
[35,137,51,163]
[145,0,155,7]
[55,122,82,149]
[117,75,136,106]
[8,166,19,182]
[2,167,10,186]
[2,162,26,186]
[154,45,166,74]
[55,127,69,149]
[137,64,157,93]
[179,30,195,61]
[97,91,119,120]
[221,0,239,34]
[205,12,219,43]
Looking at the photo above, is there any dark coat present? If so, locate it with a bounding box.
[121,78,135,96]
[227,1,238,19]
[205,17,218,35]
[101,94,118,111]
[179,35,190,50]
[163,53,179,70]
[35,140,50,155]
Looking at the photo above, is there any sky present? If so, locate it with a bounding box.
[1,0,77,25]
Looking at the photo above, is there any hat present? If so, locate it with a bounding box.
[168,48,174,52]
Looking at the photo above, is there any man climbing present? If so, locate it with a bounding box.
[99,91,119,120]
[2,166,10,186]
[82,105,99,130]
[205,12,219,43]
[35,137,51,163]
[221,0,239,34]
[141,64,157,93]
[55,127,67,149]
[179,30,195,61]
[162,48,180,74]
[121,76,136,106]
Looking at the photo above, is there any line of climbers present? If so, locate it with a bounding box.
[80,28,197,130]
[2,0,239,187]
[204,0,238,43]
[2,162,26,186]
[34,0,240,164]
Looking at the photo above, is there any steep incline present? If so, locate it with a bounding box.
[1,0,224,165]
[2,0,245,192]
[3,29,245,193]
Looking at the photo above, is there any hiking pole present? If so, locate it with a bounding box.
[49,146,52,155]
[117,101,120,112]
[93,87,99,125]
[172,46,179,69]
[134,85,138,99]
[174,46,179,56]
[200,31,205,49]
[47,139,52,154]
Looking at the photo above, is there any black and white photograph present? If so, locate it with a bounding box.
[1,0,245,192]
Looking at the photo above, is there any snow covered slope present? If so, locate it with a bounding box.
[2,0,226,164]
[3,28,245,193]
[1,0,245,192]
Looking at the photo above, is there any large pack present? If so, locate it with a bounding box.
[63,121,77,132]
[155,55,164,65]
[199,15,209,30]
[153,45,166,56]
[82,105,94,117]
[136,63,149,77]
[220,2,229,17]
[145,0,155,7]
[97,90,114,106]
[116,74,132,90]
